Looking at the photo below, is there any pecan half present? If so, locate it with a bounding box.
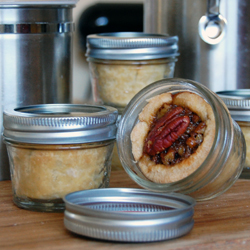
[145,116,190,156]
[144,106,184,154]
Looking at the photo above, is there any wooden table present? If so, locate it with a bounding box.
[0,170,250,250]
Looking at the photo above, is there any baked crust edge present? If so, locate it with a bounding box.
[130,92,215,183]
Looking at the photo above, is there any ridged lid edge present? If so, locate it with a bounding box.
[3,104,118,144]
[4,114,117,129]
[86,32,179,60]
[63,188,195,242]
[87,33,178,49]
[217,90,250,110]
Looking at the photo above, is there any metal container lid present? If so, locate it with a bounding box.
[3,104,118,144]
[63,188,195,242]
[86,32,179,60]
[216,90,250,121]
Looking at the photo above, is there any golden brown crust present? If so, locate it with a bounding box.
[12,144,111,199]
[130,91,215,183]
[130,122,149,162]
[139,93,172,125]
[172,92,211,122]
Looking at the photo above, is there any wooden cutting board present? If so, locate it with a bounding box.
[0,170,250,250]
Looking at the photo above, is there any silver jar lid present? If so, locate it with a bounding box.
[86,32,179,60]
[63,188,195,242]
[216,90,250,121]
[3,104,118,144]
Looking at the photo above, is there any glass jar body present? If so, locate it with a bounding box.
[5,140,115,212]
[88,58,177,114]
[117,79,246,201]
[236,121,250,178]
[189,119,245,200]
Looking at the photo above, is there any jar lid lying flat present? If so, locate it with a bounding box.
[63,188,195,242]
[3,104,118,144]
[217,90,250,121]
[86,32,179,60]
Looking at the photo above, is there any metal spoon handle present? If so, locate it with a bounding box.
[207,0,220,16]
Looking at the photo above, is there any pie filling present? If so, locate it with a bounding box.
[143,104,206,166]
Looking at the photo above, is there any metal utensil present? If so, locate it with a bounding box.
[198,0,227,45]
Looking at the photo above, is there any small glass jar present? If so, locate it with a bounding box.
[86,32,178,170]
[86,32,179,114]
[3,104,118,212]
[117,78,246,201]
[217,90,250,179]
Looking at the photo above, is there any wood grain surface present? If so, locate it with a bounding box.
[0,170,250,250]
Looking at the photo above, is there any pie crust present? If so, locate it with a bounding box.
[130,92,215,183]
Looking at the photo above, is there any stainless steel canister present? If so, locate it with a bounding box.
[0,1,76,180]
[144,0,250,92]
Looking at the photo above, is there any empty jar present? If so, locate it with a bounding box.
[86,32,179,114]
[3,104,118,212]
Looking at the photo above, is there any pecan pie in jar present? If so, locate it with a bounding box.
[117,78,246,201]
[86,32,178,114]
[3,104,118,212]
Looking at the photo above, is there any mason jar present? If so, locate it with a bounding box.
[3,104,118,212]
[86,32,179,114]
[86,32,178,170]
[217,90,250,179]
[117,78,246,201]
